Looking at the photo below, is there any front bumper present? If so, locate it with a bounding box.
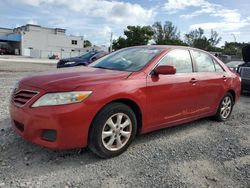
[9,89,97,149]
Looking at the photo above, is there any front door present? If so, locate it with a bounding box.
[145,49,200,129]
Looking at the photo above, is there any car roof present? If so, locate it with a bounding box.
[126,45,211,54]
[128,45,187,49]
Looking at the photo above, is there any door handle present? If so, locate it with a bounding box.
[190,78,197,84]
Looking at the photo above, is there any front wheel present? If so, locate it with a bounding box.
[214,93,234,121]
[88,102,137,158]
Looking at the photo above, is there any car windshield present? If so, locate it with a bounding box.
[79,51,96,59]
[89,47,164,72]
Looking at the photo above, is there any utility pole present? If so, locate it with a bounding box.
[231,33,236,43]
[230,33,238,56]
[110,32,113,52]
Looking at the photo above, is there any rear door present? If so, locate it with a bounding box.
[146,49,200,128]
[191,50,227,113]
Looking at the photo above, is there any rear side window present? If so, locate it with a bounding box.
[213,59,225,72]
[158,49,193,73]
[192,51,215,72]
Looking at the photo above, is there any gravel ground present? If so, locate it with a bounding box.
[0,61,249,188]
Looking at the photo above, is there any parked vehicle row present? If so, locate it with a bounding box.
[10,45,241,158]
[227,61,250,92]
[57,51,107,68]
[226,61,244,72]
[225,45,250,92]
[0,47,13,55]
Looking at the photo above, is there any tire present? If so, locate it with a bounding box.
[214,93,234,121]
[88,102,137,158]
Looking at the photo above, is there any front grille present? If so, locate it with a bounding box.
[12,90,39,107]
[240,67,250,79]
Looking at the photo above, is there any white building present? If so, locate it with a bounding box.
[0,24,86,58]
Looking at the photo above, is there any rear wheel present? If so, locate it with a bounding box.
[214,93,234,121]
[88,102,137,158]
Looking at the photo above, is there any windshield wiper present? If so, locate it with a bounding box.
[92,66,130,72]
[93,66,115,70]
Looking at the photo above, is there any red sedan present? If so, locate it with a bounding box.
[10,46,241,158]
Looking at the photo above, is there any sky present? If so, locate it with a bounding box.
[0,0,250,47]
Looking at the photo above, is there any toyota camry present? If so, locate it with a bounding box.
[10,46,241,158]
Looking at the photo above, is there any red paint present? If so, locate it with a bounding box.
[9,46,241,149]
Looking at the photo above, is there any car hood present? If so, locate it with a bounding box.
[20,66,131,91]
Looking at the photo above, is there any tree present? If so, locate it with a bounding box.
[124,25,154,46]
[184,28,222,50]
[112,25,154,50]
[152,21,184,45]
[152,22,164,44]
[209,30,222,47]
[192,38,211,50]
[222,42,248,57]
[84,40,92,47]
[112,37,127,50]
[184,28,205,47]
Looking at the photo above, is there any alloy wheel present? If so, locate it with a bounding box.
[220,96,232,119]
[102,113,132,151]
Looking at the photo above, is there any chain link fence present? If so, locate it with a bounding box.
[26,46,107,59]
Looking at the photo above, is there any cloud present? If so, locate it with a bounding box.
[96,25,112,37]
[179,2,239,21]
[164,0,206,13]
[164,0,250,32]
[26,19,38,25]
[190,19,250,31]
[17,0,42,6]
[189,9,250,32]
[231,31,241,35]
[12,0,156,46]
[16,0,154,26]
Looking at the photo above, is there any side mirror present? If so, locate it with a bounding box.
[90,57,97,62]
[153,65,176,75]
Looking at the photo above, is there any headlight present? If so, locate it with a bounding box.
[32,91,92,107]
[14,81,19,89]
[13,81,20,92]
[64,61,75,65]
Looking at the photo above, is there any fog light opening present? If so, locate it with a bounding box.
[41,129,57,142]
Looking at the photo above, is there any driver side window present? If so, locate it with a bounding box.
[158,49,193,73]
